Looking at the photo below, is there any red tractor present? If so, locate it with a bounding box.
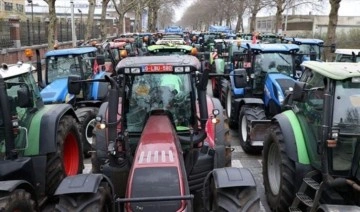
[53,55,259,211]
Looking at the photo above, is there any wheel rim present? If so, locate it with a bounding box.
[86,119,96,145]
[241,115,248,141]
[63,132,80,176]
[226,90,232,118]
[267,142,281,195]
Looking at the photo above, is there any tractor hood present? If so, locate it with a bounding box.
[126,114,187,211]
[266,73,295,95]
[40,78,68,104]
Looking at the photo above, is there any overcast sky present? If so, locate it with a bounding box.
[173,0,360,22]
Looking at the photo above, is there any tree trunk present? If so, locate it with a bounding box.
[250,13,257,33]
[275,6,283,34]
[235,13,242,32]
[47,0,56,50]
[324,0,341,61]
[118,13,125,34]
[100,0,110,39]
[134,2,142,33]
[147,3,153,32]
[152,6,158,32]
[86,0,96,41]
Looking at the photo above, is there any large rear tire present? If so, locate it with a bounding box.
[78,108,99,158]
[263,125,296,212]
[46,115,83,196]
[211,179,260,212]
[238,106,265,154]
[0,189,36,212]
[220,79,229,108]
[55,182,112,212]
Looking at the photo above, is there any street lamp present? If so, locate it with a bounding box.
[27,0,34,45]
[70,0,76,47]
[78,9,82,41]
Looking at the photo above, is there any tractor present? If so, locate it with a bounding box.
[220,43,300,154]
[0,58,82,210]
[53,55,260,211]
[38,46,112,158]
[334,48,360,62]
[262,61,360,211]
[281,37,324,61]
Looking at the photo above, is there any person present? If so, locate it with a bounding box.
[268,61,278,72]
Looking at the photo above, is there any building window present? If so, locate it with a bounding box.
[16,4,23,12]
[257,21,261,29]
[4,2,13,11]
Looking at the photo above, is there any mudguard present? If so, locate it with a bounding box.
[0,180,36,202]
[232,98,264,121]
[273,111,310,164]
[211,97,226,168]
[37,104,78,155]
[212,167,256,188]
[55,174,113,195]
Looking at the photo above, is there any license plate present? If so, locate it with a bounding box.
[144,65,173,73]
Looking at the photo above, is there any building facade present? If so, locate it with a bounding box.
[254,14,360,37]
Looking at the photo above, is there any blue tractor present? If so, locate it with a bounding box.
[39,47,112,157]
[221,43,300,154]
[282,37,324,62]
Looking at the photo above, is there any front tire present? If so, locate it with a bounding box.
[46,115,83,195]
[263,125,296,212]
[91,129,108,173]
[226,88,238,129]
[238,106,265,154]
[0,189,36,212]
[55,182,112,212]
[78,108,99,158]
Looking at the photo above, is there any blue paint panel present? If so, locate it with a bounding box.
[40,78,68,103]
[91,71,107,99]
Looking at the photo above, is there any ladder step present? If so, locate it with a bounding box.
[296,192,314,207]
[303,178,320,190]
[289,207,302,212]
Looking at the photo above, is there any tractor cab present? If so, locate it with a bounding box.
[263,61,360,211]
[282,37,324,62]
[146,43,197,56]
[41,47,109,104]
[334,48,360,62]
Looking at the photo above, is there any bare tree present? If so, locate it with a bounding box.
[43,0,57,50]
[85,0,96,41]
[248,0,267,33]
[100,0,111,40]
[235,0,246,32]
[324,0,341,61]
[157,6,175,29]
[112,0,137,34]
[147,0,183,32]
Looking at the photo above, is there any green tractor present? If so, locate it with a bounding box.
[263,61,360,211]
[0,61,83,210]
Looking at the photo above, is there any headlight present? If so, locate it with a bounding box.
[278,90,284,104]
[174,67,184,73]
[131,67,141,73]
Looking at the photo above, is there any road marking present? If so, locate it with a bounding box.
[83,164,92,174]
[231,159,243,168]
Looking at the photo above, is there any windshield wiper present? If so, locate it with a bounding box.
[278,54,290,65]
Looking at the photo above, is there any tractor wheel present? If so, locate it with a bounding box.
[91,130,108,173]
[224,130,232,167]
[46,115,82,196]
[238,106,265,154]
[225,88,238,129]
[210,179,260,212]
[0,189,36,212]
[220,79,229,108]
[78,108,99,158]
[55,182,112,212]
[263,125,296,212]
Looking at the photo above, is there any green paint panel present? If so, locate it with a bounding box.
[283,110,310,164]
[25,105,55,155]
[215,59,225,74]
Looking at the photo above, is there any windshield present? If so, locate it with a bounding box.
[46,54,93,83]
[254,53,294,76]
[334,54,360,62]
[126,74,192,132]
[332,79,360,173]
[298,44,322,60]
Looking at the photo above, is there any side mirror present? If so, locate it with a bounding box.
[233,69,247,88]
[292,81,306,102]
[68,75,82,95]
[96,55,105,65]
[18,85,33,108]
